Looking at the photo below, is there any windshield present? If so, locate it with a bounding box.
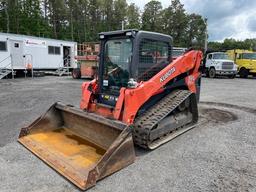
[212,53,229,60]
[103,38,132,95]
[242,53,256,60]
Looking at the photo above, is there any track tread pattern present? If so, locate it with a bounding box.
[133,89,194,149]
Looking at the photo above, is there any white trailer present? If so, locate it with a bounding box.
[0,32,77,77]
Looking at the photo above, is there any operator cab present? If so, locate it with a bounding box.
[98,29,173,106]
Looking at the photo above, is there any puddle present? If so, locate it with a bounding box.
[200,107,238,123]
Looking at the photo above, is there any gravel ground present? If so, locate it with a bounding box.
[0,76,256,192]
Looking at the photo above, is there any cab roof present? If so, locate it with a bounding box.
[98,29,172,42]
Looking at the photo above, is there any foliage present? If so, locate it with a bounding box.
[162,0,189,46]
[0,0,210,48]
[141,0,162,32]
[126,3,140,29]
[208,38,256,51]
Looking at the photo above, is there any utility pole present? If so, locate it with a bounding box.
[204,18,208,53]
[121,21,124,30]
[70,9,74,41]
[44,0,47,19]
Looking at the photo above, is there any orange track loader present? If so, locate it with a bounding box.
[18,29,203,190]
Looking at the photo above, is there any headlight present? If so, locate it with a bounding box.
[215,64,220,69]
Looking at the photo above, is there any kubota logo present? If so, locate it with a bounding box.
[160,67,176,82]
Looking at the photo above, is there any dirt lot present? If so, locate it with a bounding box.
[0,76,256,192]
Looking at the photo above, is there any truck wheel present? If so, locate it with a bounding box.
[239,68,248,78]
[209,68,216,78]
[72,68,81,79]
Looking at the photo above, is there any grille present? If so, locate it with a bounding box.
[222,62,233,70]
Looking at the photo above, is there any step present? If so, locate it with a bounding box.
[0,68,12,79]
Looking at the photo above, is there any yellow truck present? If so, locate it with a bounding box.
[227,49,256,78]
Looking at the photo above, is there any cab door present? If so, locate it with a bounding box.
[236,53,248,70]
[205,54,213,68]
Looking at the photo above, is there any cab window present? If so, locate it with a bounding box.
[138,39,171,82]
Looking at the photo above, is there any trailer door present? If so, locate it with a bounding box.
[10,40,24,69]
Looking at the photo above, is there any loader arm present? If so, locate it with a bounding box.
[122,50,202,123]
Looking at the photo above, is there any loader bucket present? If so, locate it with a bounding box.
[18,102,135,190]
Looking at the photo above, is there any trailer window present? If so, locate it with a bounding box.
[138,39,170,82]
[55,47,60,54]
[48,46,61,55]
[0,41,7,51]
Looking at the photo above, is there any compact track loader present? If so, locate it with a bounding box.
[18,29,203,190]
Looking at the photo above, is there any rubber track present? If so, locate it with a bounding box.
[133,89,193,149]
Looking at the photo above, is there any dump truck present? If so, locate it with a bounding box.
[203,52,237,78]
[18,29,203,190]
[227,49,256,78]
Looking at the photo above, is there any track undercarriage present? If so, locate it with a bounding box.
[134,89,199,149]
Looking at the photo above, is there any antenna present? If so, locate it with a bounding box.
[204,18,208,53]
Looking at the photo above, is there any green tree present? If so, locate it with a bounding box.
[99,0,114,31]
[0,0,209,45]
[19,0,48,36]
[208,38,256,51]
[47,0,67,38]
[0,1,9,32]
[186,13,206,48]
[162,0,188,46]
[113,0,127,30]
[125,3,140,29]
[3,0,21,34]
[207,41,222,51]
[86,0,101,41]
[141,0,162,32]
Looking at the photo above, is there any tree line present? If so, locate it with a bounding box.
[2,0,254,51]
[208,38,256,52]
[0,0,208,47]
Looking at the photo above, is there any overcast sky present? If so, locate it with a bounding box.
[127,0,256,41]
